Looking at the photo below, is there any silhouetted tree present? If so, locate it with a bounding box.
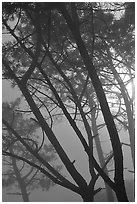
[3,2,134,201]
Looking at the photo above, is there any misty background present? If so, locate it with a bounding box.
[2,80,134,202]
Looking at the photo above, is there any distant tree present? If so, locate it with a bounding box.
[2,100,61,201]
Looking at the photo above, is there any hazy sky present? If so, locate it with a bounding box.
[2,80,21,102]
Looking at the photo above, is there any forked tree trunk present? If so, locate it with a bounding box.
[80,187,94,202]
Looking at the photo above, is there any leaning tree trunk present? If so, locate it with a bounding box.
[59,4,128,201]
[76,72,115,201]
[107,50,135,169]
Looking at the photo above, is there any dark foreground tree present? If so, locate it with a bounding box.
[2,2,134,201]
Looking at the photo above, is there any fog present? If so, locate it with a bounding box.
[2,81,134,202]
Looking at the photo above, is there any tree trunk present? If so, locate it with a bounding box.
[82,195,94,202]
[92,114,114,202]
[80,188,94,202]
[115,180,129,202]
[10,148,29,202]
[107,50,135,169]
[59,4,128,201]
[88,96,114,202]
[18,180,29,202]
